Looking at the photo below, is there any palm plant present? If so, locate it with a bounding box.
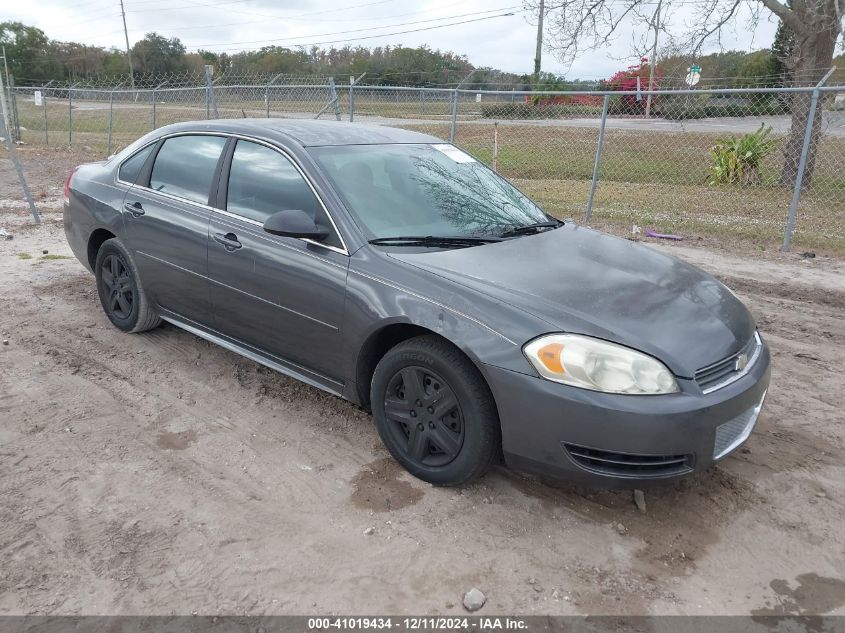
[709,124,779,186]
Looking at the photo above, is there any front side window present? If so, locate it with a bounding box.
[118,144,154,184]
[149,135,227,205]
[226,140,341,248]
[309,143,551,239]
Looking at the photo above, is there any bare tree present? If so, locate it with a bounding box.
[527,0,844,186]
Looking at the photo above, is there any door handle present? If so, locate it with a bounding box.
[123,201,145,217]
[213,232,242,251]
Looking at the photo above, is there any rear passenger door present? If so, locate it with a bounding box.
[207,139,349,387]
[122,134,228,326]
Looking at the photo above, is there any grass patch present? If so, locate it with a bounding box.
[39,254,71,260]
[515,178,845,253]
[16,253,32,259]
[479,102,604,119]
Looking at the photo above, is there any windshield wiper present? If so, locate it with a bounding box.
[369,235,502,247]
[498,220,562,239]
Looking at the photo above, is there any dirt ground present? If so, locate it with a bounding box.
[1,149,845,616]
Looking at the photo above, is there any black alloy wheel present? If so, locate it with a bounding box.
[371,335,501,486]
[101,253,135,321]
[383,366,465,467]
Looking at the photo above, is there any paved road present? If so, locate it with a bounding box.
[364,112,845,136]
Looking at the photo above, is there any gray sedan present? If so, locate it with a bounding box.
[63,119,770,487]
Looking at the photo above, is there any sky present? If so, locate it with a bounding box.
[8,0,781,80]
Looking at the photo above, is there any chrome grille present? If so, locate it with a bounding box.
[563,444,693,478]
[713,391,766,459]
[696,332,762,394]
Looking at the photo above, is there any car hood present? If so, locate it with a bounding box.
[388,224,755,377]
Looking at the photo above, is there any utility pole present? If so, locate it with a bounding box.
[533,0,544,83]
[644,0,661,117]
[119,0,136,92]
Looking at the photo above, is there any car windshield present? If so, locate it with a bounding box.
[309,143,553,240]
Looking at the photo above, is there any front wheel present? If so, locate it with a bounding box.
[370,335,501,486]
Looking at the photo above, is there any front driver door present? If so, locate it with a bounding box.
[207,139,349,387]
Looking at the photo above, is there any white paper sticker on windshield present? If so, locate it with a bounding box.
[432,144,476,164]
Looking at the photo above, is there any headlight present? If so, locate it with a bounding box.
[523,334,679,395]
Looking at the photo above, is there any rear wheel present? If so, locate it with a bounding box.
[95,238,160,333]
[371,335,500,486]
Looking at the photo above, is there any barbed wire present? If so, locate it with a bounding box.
[12,67,844,90]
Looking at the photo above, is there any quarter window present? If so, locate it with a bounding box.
[149,135,227,205]
[226,140,341,248]
[118,144,154,184]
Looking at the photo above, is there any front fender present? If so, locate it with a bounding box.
[341,249,547,404]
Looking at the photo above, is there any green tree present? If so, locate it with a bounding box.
[771,17,795,85]
[0,22,53,82]
[198,50,231,74]
[734,50,778,87]
[131,33,188,75]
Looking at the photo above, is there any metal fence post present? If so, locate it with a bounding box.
[449,89,458,143]
[0,111,40,223]
[43,88,49,145]
[107,91,114,155]
[315,76,350,121]
[492,122,499,172]
[264,73,282,118]
[204,65,218,119]
[781,68,836,251]
[152,80,166,129]
[329,77,341,121]
[349,75,355,122]
[68,87,73,145]
[0,66,9,141]
[585,94,611,224]
[449,70,476,144]
[9,76,20,141]
[348,72,365,123]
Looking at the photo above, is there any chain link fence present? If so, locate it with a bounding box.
[7,72,845,253]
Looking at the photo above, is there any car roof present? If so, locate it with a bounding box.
[153,118,442,147]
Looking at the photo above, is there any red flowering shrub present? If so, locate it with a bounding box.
[601,57,663,114]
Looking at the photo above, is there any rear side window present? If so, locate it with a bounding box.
[118,144,154,184]
[149,135,227,205]
[226,140,341,248]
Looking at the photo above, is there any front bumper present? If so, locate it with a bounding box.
[483,341,771,487]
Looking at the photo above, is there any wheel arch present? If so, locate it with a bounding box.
[87,228,117,271]
[352,319,499,411]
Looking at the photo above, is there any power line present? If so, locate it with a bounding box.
[127,2,520,32]
[125,0,396,18]
[190,12,520,53]
[181,6,525,47]
[59,12,123,27]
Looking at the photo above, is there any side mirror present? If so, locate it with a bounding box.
[263,209,330,240]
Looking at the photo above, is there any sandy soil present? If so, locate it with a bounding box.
[1,149,844,616]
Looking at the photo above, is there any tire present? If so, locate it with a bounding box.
[94,238,161,333]
[370,335,501,486]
